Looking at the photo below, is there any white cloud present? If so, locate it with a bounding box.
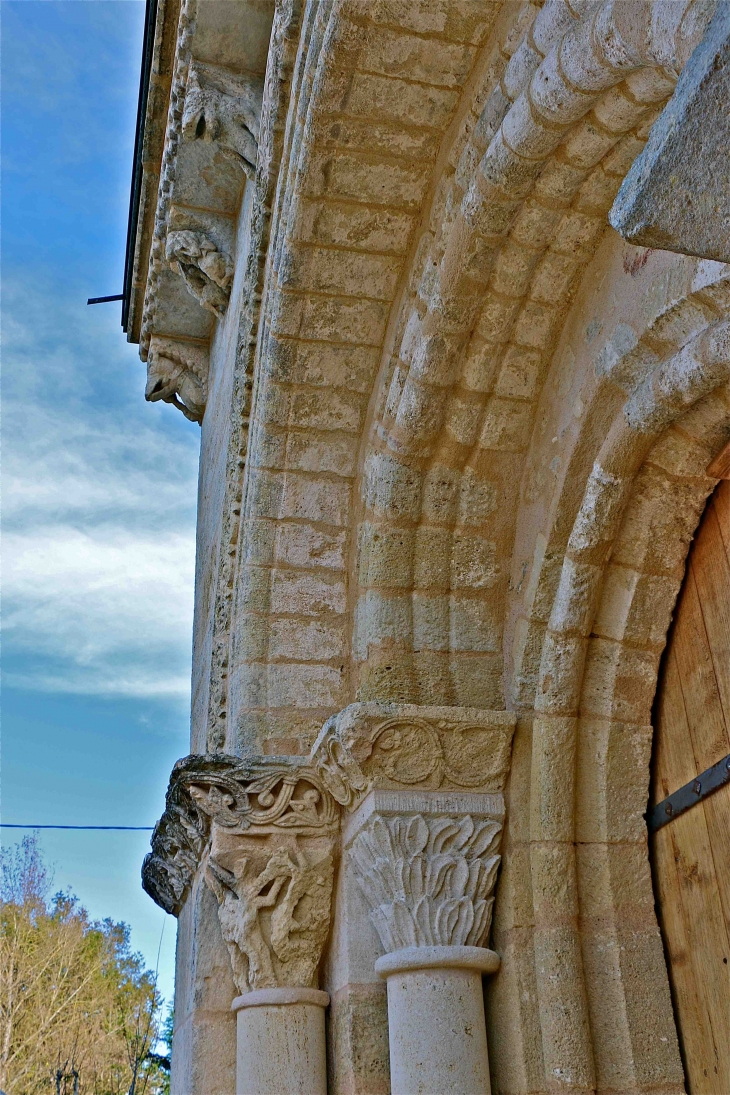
[2,275,200,700]
[3,525,195,697]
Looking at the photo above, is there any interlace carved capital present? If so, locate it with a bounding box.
[311,703,516,810]
[350,812,502,954]
[142,754,338,993]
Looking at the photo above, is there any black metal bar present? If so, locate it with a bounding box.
[647,752,730,834]
[122,0,158,333]
[87,294,124,305]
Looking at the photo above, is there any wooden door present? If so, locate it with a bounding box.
[650,480,730,1094]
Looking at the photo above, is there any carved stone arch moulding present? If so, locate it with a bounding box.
[486,303,730,1094]
[350,0,718,715]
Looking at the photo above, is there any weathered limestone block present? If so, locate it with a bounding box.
[182,61,264,178]
[166,228,234,317]
[145,335,209,423]
[610,3,730,262]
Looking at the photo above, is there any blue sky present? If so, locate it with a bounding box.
[1,1,201,1006]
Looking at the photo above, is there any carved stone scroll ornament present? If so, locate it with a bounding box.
[182,61,264,178]
[350,813,502,953]
[142,754,338,994]
[311,703,516,810]
[165,229,234,317]
[145,336,208,423]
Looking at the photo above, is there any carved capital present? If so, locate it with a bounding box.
[182,61,263,178]
[145,336,209,422]
[311,703,516,810]
[142,755,338,994]
[350,810,502,954]
[166,229,234,317]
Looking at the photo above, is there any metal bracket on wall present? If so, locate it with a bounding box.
[647,753,730,834]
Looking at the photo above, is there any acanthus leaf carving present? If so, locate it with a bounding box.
[166,229,234,317]
[145,336,209,423]
[350,813,502,955]
[182,61,263,178]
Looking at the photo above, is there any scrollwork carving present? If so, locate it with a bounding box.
[350,813,502,954]
[311,703,516,808]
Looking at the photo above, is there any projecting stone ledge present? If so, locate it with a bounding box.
[609,2,730,263]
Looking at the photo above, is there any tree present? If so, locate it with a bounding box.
[0,835,168,1095]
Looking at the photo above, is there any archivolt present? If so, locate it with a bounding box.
[355,0,714,706]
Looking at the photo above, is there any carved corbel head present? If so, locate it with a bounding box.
[182,62,264,178]
[145,337,209,423]
[166,229,234,317]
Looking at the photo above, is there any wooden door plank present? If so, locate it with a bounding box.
[690,506,730,731]
[673,567,729,771]
[711,480,730,557]
[651,481,730,1094]
[668,804,730,1094]
[652,647,704,804]
[652,826,713,1090]
[701,783,730,936]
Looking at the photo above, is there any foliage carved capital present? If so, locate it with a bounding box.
[350,812,503,954]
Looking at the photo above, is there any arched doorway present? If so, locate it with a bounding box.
[650,480,730,1094]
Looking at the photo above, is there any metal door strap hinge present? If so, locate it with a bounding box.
[647,753,730,834]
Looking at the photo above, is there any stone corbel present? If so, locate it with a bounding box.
[182,61,264,179]
[166,228,234,317]
[145,336,209,423]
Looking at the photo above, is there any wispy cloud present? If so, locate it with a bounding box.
[2,274,200,700]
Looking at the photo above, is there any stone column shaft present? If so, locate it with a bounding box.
[233,988,329,1095]
[377,946,499,1095]
[346,791,506,1095]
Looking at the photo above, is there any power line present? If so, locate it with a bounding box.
[1,824,154,831]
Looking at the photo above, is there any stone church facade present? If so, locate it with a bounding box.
[124,1,730,1092]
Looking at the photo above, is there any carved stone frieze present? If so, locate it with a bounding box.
[143,707,515,992]
[166,228,234,317]
[311,703,516,809]
[145,336,209,422]
[182,61,264,178]
[350,812,502,954]
[142,753,337,994]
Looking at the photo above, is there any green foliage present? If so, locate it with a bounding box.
[0,835,168,1095]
